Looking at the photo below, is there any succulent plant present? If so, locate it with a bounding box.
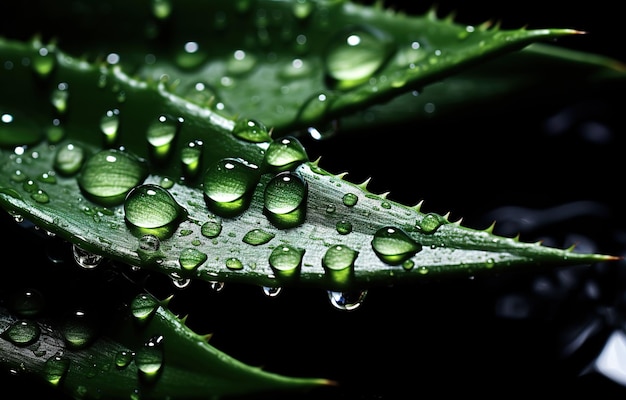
[1,0,624,398]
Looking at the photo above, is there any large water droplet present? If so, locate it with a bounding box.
[232,118,270,143]
[0,111,42,147]
[10,288,45,317]
[263,171,307,228]
[77,149,149,206]
[201,219,222,238]
[124,184,187,233]
[418,212,443,234]
[269,244,304,280]
[322,245,358,286]
[324,25,395,89]
[61,309,98,349]
[136,335,164,380]
[179,248,208,271]
[131,293,160,323]
[147,114,179,163]
[1,320,41,346]
[44,353,71,386]
[202,157,261,217]
[263,136,308,172]
[371,226,422,265]
[54,143,86,176]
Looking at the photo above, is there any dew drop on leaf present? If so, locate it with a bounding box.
[202,157,260,216]
[176,41,208,70]
[131,293,159,322]
[32,44,56,77]
[335,219,352,235]
[147,114,179,163]
[322,245,358,286]
[1,320,41,346]
[225,257,244,271]
[264,171,307,214]
[201,219,222,238]
[226,49,257,76]
[10,288,45,318]
[418,212,443,234]
[61,309,98,350]
[263,136,309,172]
[179,247,208,271]
[136,335,164,380]
[139,234,160,252]
[180,139,203,179]
[100,108,120,147]
[44,353,70,386]
[77,149,149,206]
[31,189,49,203]
[232,118,270,143]
[296,92,332,125]
[342,193,358,207]
[371,226,422,265]
[54,143,86,176]
[115,350,134,369]
[269,244,304,278]
[242,228,275,246]
[50,82,69,114]
[324,25,394,89]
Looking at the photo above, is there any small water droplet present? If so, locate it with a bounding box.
[151,0,172,19]
[115,350,134,369]
[10,288,45,317]
[33,44,57,77]
[0,111,42,147]
[136,335,164,381]
[418,213,443,234]
[209,281,225,292]
[327,290,367,311]
[263,286,282,297]
[402,259,415,271]
[324,25,394,89]
[44,353,71,386]
[371,226,422,265]
[242,228,275,246]
[263,136,308,172]
[232,118,270,143]
[131,293,160,322]
[100,108,120,147]
[226,49,257,76]
[296,92,333,126]
[292,0,315,19]
[31,189,50,203]
[225,257,244,271]
[335,219,353,235]
[201,219,223,238]
[139,234,161,252]
[147,114,179,163]
[77,148,149,206]
[54,143,86,176]
[72,244,103,269]
[176,41,208,69]
[179,248,208,271]
[1,320,41,346]
[51,82,69,114]
[342,193,358,207]
[61,309,98,349]
[202,157,261,217]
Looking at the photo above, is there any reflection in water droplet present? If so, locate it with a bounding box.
[371,226,422,266]
[203,158,261,217]
[327,289,367,311]
[72,245,103,269]
[1,320,41,346]
[77,149,149,206]
[263,136,308,173]
[136,335,164,381]
[45,353,71,386]
[124,184,186,231]
[209,281,225,292]
[54,143,86,176]
[233,118,270,143]
[179,247,208,271]
[242,228,275,246]
[139,234,160,252]
[324,25,394,89]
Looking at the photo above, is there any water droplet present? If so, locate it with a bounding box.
[176,41,208,69]
[182,81,219,107]
[72,244,103,269]
[147,114,179,163]
[179,248,208,271]
[10,288,45,317]
[77,148,149,206]
[22,178,39,193]
[226,49,257,76]
[263,286,282,297]
[296,92,332,125]
[342,193,358,207]
[225,257,244,271]
[335,219,353,235]
[418,213,443,234]
[100,108,120,147]
[115,350,134,369]
[139,234,161,252]
[45,353,70,386]
[1,320,41,346]
[327,290,367,311]
[46,118,65,144]
[402,259,415,271]
[263,136,308,172]
[322,245,358,286]
[232,118,270,143]
[209,281,225,292]
[242,228,275,246]
[371,226,422,265]
[131,293,160,322]
[264,171,308,216]
[51,82,69,114]
[201,219,222,238]
[202,158,261,217]
[292,0,315,19]
[269,244,304,280]
[180,139,203,179]
[37,171,57,184]
[54,143,86,176]
[31,189,50,203]
[0,111,42,147]
[151,0,172,19]
[324,25,394,89]
[33,44,57,77]
[61,309,98,349]
[124,184,186,232]
[136,335,164,380]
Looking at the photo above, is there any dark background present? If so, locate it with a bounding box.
[2,1,626,399]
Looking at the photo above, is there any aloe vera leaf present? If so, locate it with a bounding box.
[0,37,618,293]
[0,240,332,400]
[0,0,585,134]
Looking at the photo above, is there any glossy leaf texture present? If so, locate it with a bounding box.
[0,0,619,295]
